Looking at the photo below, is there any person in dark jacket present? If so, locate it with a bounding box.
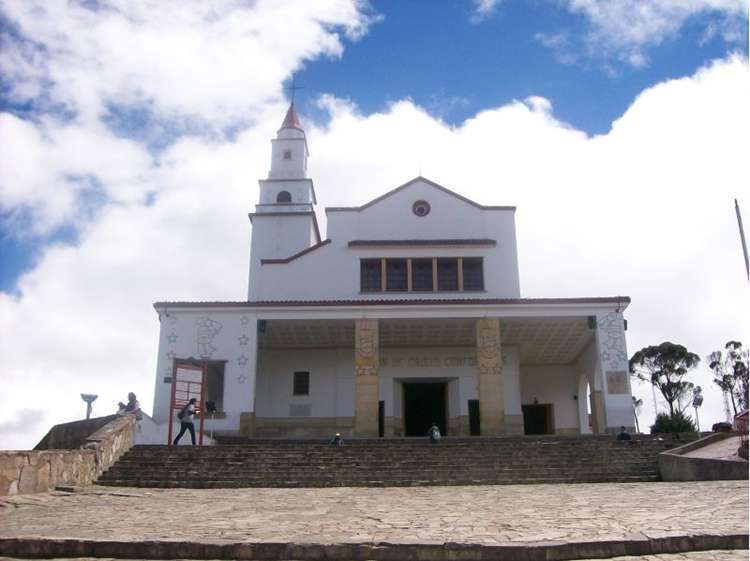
[173,398,197,445]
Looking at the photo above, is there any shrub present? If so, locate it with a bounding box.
[650,411,697,434]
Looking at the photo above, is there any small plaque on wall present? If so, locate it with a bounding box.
[163,376,172,383]
[606,371,629,394]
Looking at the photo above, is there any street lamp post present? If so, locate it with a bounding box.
[692,386,704,433]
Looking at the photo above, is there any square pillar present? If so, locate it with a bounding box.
[476,317,504,435]
[354,319,379,437]
[590,390,607,434]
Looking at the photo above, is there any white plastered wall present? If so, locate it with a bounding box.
[520,365,581,433]
[152,310,258,435]
[503,346,522,417]
[250,179,520,301]
[255,349,355,418]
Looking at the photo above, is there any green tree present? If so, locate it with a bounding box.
[650,411,696,434]
[709,341,749,415]
[629,342,700,417]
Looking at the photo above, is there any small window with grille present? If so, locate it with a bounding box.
[293,371,309,396]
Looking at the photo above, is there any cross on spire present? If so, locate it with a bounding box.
[285,76,304,105]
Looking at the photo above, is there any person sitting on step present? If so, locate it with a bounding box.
[616,425,632,441]
[329,432,344,446]
[427,422,441,443]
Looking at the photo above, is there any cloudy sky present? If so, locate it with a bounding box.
[1,0,748,449]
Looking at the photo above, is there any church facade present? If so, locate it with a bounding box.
[151,104,635,439]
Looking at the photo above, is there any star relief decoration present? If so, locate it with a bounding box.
[240,315,250,326]
[237,373,248,384]
[237,355,249,366]
[238,334,249,346]
[167,332,178,344]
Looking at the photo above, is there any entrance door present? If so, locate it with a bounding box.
[403,382,447,437]
[468,399,480,436]
[522,404,555,435]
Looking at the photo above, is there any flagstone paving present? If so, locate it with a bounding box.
[1,555,747,561]
[0,481,746,546]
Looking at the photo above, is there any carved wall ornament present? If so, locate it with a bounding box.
[196,316,223,359]
[597,312,629,373]
[355,319,379,376]
[476,318,503,376]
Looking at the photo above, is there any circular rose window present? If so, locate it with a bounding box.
[412,200,431,217]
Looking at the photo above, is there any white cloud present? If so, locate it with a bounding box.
[0,1,748,449]
[0,0,378,125]
[563,0,748,66]
[470,0,503,24]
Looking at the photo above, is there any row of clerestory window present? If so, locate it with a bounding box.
[360,257,484,293]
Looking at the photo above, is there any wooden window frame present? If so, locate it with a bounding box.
[360,259,383,292]
[359,257,484,293]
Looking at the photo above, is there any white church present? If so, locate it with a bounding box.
[152,103,635,440]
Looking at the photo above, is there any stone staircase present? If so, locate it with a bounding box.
[97,435,684,488]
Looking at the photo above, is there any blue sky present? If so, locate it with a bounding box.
[297,1,744,133]
[0,1,748,448]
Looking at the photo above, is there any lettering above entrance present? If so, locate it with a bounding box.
[380,356,477,368]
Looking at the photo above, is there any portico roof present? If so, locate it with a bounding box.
[257,317,597,365]
[154,296,630,309]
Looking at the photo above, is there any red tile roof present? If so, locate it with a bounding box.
[280,103,302,131]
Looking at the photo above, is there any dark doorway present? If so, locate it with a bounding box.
[403,382,447,437]
[468,399,480,436]
[378,400,385,438]
[522,404,555,435]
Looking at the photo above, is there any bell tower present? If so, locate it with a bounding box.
[248,103,320,299]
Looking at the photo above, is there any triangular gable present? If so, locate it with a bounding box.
[325,176,515,213]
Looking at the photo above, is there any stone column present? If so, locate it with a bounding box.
[476,317,504,435]
[354,319,379,437]
[589,390,607,434]
[594,312,632,433]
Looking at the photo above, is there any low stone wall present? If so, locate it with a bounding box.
[0,415,135,496]
[659,432,749,482]
[34,415,118,450]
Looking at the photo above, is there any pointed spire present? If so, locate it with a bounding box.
[280,103,303,131]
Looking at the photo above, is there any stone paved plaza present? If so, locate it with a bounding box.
[0,481,747,551]
[0,555,747,561]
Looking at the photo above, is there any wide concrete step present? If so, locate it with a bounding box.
[97,437,676,488]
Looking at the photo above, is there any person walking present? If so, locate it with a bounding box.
[173,398,197,445]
